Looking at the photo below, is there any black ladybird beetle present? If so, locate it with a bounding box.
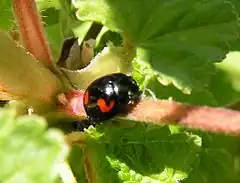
[83,73,141,122]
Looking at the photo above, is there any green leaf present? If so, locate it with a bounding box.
[77,123,240,183]
[58,0,88,39]
[82,124,201,182]
[36,0,61,10]
[184,133,240,183]
[132,59,218,106]
[209,51,240,106]
[0,0,14,30]
[95,27,123,52]
[45,23,65,61]
[0,109,69,183]
[73,0,240,93]
[0,31,63,107]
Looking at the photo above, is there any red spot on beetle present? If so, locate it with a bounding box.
[84,91,89,105]
[97,98,115,113]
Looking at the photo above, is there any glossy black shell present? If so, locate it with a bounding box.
[83,73,141,122]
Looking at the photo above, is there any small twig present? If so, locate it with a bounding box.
[12,0,74,90]
[125,98,240,136]
[13,0,53,66]
[63,90,240,136]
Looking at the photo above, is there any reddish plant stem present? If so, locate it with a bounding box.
[12,0,73,90]
[13,0,53,66]
[63,90,240,136]
[125,98,240,136]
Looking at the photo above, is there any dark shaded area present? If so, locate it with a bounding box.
[94,31,122,53]
[57,22,103,68]
[57,37,78,65]
[48,118,93,133]
[84,22,103,40]
[0,100,8,107]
